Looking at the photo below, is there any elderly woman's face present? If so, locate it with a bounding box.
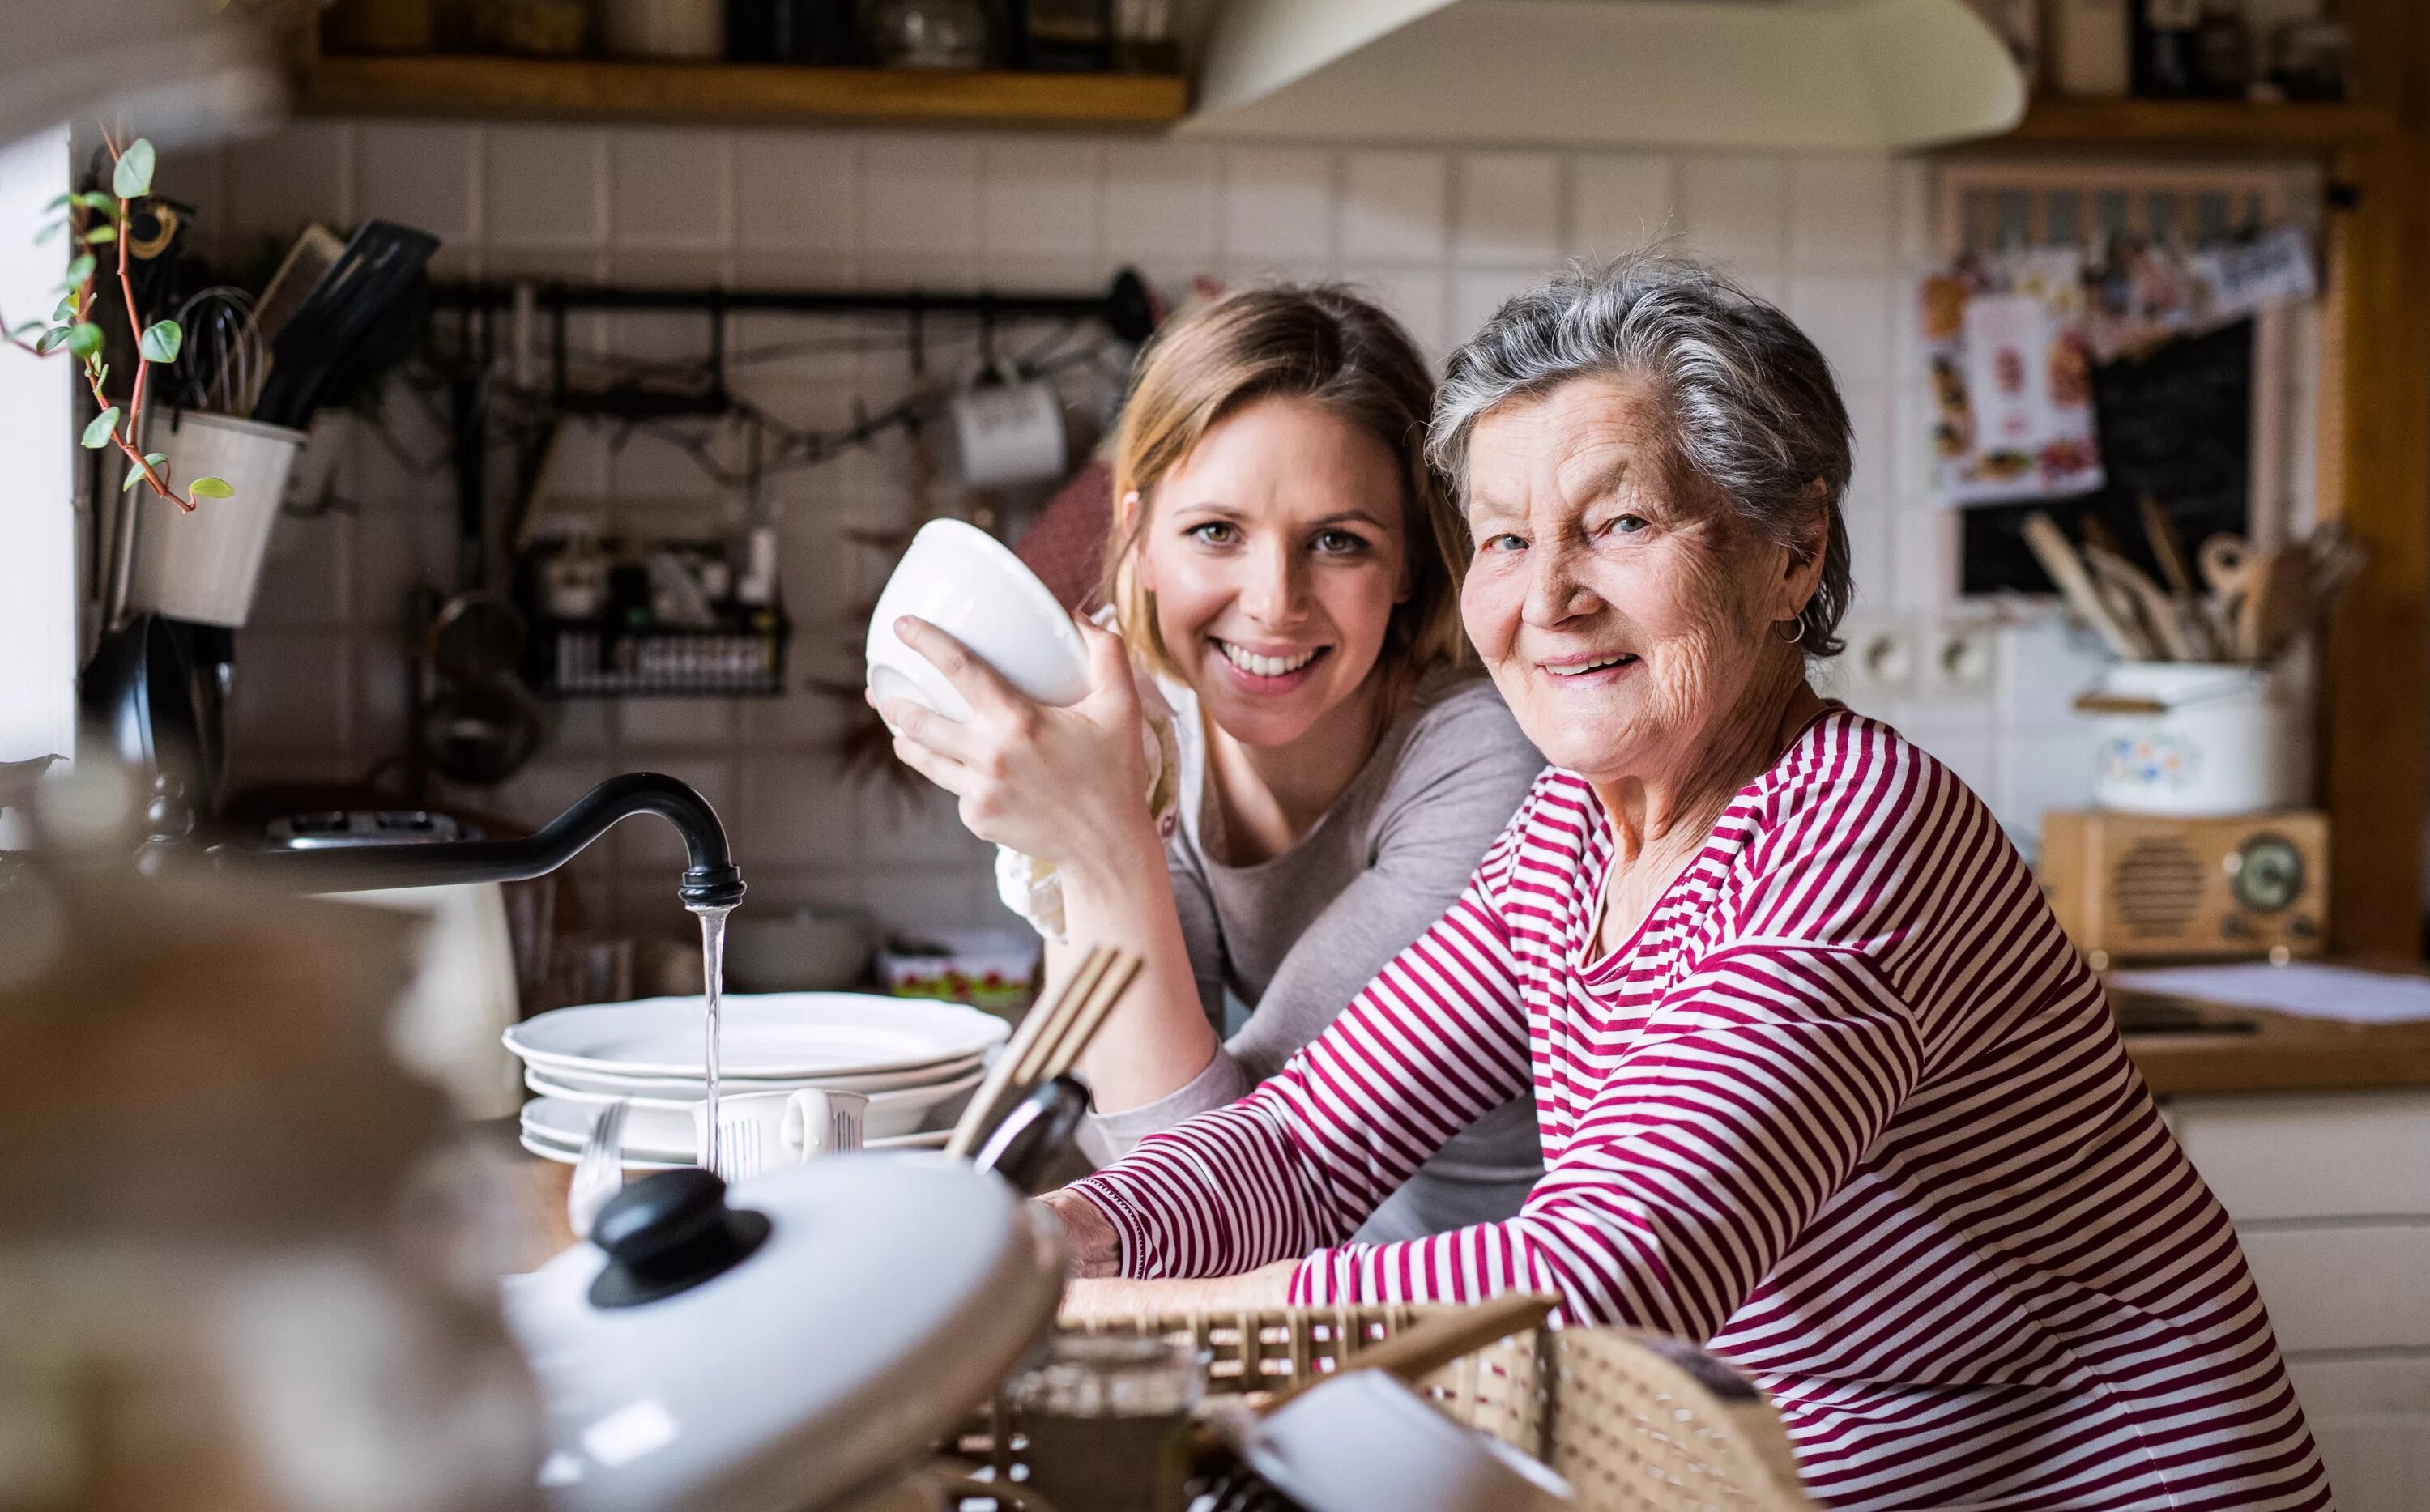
[1460,375,1810,785]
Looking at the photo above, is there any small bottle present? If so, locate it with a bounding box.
[1011,0,1113,70]
[2132,0,2202,97]
[2193,0,2251,99]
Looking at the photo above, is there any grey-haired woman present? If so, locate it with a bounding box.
[1038,253,2330,1512]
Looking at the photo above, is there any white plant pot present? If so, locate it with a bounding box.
[2085,662,2308,817]
[124,410,307,628]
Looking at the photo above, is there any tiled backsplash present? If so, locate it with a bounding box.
[164,121,2120,943]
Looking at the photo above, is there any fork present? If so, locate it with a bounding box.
[566,1100,629,1241]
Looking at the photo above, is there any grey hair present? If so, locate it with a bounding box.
[1428,252,1854,657]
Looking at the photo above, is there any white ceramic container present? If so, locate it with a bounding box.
[2086,661,2308,816]
[124,410,306,626]
[866,518,1089,725]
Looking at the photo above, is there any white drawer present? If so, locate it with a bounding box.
[2171,1092,2430,1221]
[2241,1225,2430,1352]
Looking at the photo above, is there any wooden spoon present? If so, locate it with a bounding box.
[2024,513,2146,660]
[2239,545,2314,663]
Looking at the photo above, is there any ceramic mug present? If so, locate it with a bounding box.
[693,1088,870,1182]
[866,517,1090,725]
[949,360,1067,489]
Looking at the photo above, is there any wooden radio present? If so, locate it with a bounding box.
[2038,810,2330,969]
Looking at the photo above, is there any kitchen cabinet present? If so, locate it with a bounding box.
[2166,1090,2430,1511]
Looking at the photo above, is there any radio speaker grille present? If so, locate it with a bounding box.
[2114,838,2204,938]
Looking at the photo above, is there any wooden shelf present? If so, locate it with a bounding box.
[2001,97,2401,151]
[299,54,1189,130]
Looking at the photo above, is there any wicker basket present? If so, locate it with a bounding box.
[953,1306,1813,1512]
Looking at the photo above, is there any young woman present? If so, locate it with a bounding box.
[879,287,1544,1238]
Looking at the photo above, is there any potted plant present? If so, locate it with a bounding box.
[3,133,304,627]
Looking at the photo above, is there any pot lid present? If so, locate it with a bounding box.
[502,1155,1063,1512]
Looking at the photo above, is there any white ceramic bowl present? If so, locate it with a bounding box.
[866,518,1089,724]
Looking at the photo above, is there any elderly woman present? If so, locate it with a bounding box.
[1041,257,2330,1511]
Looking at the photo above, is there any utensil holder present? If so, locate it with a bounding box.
[123,410,307,628]
[2078,661,2308,816]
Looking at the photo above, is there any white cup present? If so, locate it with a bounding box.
[866,518,1090,725]
[949,362,1067,489]
[693,1088,869,1182]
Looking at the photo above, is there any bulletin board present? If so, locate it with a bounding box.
[1929,160,2321,598]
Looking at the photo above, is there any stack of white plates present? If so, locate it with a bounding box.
[505,992,1009,1168]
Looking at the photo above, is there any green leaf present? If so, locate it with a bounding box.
[139,319,181,364]
[35,219,66,245]
[62,323,102,359]
[62,253,95,286]
[5,320,40,338]
[32,327,68,356]
[52,295,76,323]
[43,192,71,211]
[122,465,147,491]
[144,452,166,466]
[81,407,120,449]
[76,191,117,212]
[112,140,154,200]
[188,475,233,499]
[83,225,116,244]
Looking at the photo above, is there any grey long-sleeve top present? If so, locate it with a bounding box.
[1084,665,1547,1243]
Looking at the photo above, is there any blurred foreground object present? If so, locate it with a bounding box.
[0,0,283,151]
[0,761,542,1512]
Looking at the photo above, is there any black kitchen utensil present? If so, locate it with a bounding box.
[971,1075,1090,1192]
[252,219,440,432]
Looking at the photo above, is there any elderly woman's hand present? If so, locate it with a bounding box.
[880,615,1161,879]
[1038,1188,1124,1277]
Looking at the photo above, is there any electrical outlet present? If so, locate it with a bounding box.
[1920,620,1996,701]
[1835,616,1918,705]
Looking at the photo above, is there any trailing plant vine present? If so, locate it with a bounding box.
[1,133,231,511]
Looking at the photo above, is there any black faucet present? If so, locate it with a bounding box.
[217,772,746,912]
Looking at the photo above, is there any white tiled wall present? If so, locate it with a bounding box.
[164,121,2111,942]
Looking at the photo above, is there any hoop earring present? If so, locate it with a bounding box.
[1772,616,1807,645]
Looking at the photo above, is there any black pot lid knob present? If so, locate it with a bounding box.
[589,1169,772,1309]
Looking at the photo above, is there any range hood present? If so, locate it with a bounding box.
[1182,0,2027,152]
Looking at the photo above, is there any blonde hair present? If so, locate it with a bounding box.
[1100,285,1468,684]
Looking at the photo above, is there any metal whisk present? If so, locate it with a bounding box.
[170,286,266,417]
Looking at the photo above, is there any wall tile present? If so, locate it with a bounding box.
[1340,150,1447,263]
[981,138,1100,262]
[1221,147,1333,262]
[356,122,477,242]
[735,752,859,867]
[617,696,735,748]
[610,127,731,249]
[1676,154,1786,278]
[226,121,351,244]
[1102,142,1217,261]
[1788,270,1894,383]
[1340,264,1450,359]
[1568,152,1675,260]
[862,137,979,258]
[1451,266,1541,348]
[1996,615,2113,726]
[486,126,605,247]
[227,632,349,757]
[1997,727,2097,851]
[1888,505,1953,615]
[863,782,983,867]
[858,865,992,933]
[1454,151,1561,266]
[734,131,858,252]
[1788,156,1894,273]
[249,511,348,632]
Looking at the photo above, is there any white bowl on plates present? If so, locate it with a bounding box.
[505,992,1008,1080]
[518,1118,947,1167]
[521,1063,983,1148]
[865,518,1089,725]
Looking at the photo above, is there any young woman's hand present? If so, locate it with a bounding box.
[880,614,1160,882]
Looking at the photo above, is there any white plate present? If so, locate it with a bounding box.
[518,1126,949,1168]
[520,1071,981,1156]
[506,992,1008,1080]
[522,1050,984,1102]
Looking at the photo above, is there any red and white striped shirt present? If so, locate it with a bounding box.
[1072,710,2331,1510]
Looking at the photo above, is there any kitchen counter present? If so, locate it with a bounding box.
[2115,977,2430,1097]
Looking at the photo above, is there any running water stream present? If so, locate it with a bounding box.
[693,904,735,1176]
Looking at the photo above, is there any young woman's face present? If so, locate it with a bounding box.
[1137,396,1410,750]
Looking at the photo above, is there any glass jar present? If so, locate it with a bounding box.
[1008,1332,1202,1512]
[864,0,991,68]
